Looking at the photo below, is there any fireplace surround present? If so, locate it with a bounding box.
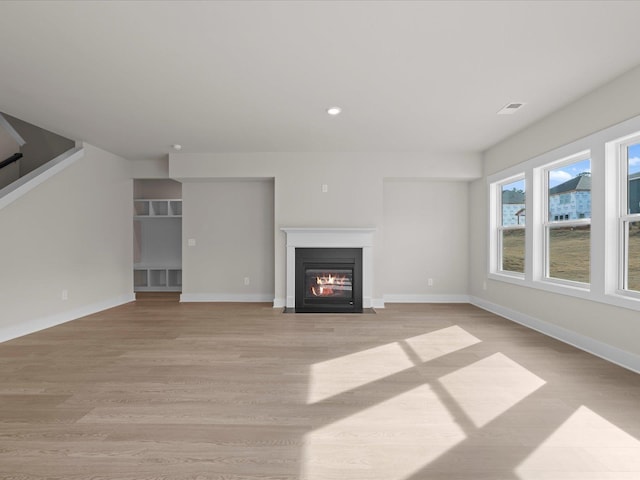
[281,227,375,312]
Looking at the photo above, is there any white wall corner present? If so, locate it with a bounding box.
[470,296,640,375]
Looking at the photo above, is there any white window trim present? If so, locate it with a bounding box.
[488,112,640,313]
[539,150,591,288]
[610,133,640,300]
[492,174,526,278]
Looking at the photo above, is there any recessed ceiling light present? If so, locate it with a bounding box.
[171,144,182,151]
[497,102,526,115]
[327,106,342,116]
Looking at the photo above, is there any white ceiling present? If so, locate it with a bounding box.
[1,0,640,161]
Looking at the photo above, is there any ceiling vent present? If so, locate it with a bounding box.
[498,102,526,115]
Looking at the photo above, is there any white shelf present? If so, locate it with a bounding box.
[134,267,182,292]
[170,200,182,216]
[134,199,182,217]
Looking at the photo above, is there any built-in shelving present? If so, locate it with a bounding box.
[134,199,182,217]
[133,197,182,292]
[134,267,182,291]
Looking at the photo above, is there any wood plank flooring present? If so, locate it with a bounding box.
[1,300,639,479]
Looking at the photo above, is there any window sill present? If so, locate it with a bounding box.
[488,273,640,313]
[489,271,592,300]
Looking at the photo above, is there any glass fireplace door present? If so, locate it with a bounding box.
[294,247,362,313]
[304,268,353,300]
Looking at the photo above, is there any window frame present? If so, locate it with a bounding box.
[496,175,526,277]
[487,112,640,313]
[615,135,640,299]
[541,151,592,288]
[496,173,527,278]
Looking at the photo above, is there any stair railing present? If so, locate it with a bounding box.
[0,153,23,170]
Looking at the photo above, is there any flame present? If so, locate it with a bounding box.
[311,273,348,296]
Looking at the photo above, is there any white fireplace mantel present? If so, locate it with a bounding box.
[281,227,376,309]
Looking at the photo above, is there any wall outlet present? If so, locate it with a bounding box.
[321,184,328,193]
[62,289,68,301]
[244,277,250,286]
[427,278,433,287]
[187,238,196,247]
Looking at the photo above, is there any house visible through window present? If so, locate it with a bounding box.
[545,156,591,284]
[499,179,526,274]
[489,114,640,312]
[621,140,640,293]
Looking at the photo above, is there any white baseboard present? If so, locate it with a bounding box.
[470,296,640,374]
[0,293,135,344]
[273,295,464,309]
[180,293,274,303]
[384,294,470,304]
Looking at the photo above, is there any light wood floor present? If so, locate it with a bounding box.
[1,299,639,479]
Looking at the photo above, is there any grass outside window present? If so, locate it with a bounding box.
[626,221,640,292]
[501,229,525,274]
[547,225,590,284]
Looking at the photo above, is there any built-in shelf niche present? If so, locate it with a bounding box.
[133,179,182,293]
[134,199,182,217]
[134,268,182,291]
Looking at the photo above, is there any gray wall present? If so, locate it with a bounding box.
[182,179,275,300]
[0,143,133,340]
[169,152,481,305]
[383,179,469,299]
[133,179,182,199]
[470,64,640,360]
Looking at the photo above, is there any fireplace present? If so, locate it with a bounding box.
[281,227,376,310]
[295,248,362,313]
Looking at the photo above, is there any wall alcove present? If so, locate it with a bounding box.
[133,179,182,292]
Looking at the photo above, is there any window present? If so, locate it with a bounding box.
[497,178,526,274]
[488,112,640,312]
[618,138,640,294]
[544,154,591,284]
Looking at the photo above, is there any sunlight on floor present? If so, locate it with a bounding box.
[516,405,640,479]
[404,325,481,363]
[308,326,481,404]
[303,384,466,480]
[439,352,546,428]
[307,342,414,404]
